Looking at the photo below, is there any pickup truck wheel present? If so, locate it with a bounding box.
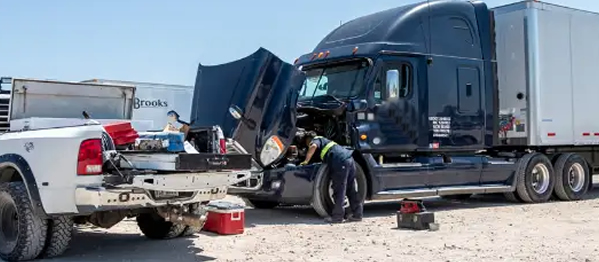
[553,153,590,201]
[0,182,48,261]
[180,203,206,237]
[246,199,280,209]
[312,162,367,218]
[136,211,186,240]
[38,216,74,259]
[514,153,555,203]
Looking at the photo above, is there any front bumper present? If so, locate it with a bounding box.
[76,170,250,214]
[228,164,320,205]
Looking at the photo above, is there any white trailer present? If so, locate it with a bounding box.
[495,1,599,146]
[82,79,195,131]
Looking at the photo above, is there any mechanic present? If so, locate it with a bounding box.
[300,131,363,223]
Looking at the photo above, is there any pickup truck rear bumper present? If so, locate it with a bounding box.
[75,170,250,214]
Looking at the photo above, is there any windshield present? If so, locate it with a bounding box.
[299,60,369,101]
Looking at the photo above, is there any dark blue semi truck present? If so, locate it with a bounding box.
[190,0,599,217]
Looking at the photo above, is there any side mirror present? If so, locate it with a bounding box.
[386,69,400,99]
[229,104,256,129]
[228,105,243,120]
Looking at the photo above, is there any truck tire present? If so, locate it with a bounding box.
[180,203,206,237]
[311,161,367,218]
[552,153,590,201]
[38,216,74,259]
[0,182,48,261]
[514,153,555,203]
[136,211,186,240]
[503,191,523,203]
[246,199,280,209]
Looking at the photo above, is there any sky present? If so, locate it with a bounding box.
[0,0,596,86]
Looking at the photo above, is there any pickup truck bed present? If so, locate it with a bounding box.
[120,151,252,172]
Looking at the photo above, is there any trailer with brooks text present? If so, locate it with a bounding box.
[191,0,598,217]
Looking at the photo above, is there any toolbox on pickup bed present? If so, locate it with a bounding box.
[120,152,252,172]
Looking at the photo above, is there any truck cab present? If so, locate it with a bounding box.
[293,0,496,153]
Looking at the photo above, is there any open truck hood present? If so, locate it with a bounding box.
[190,48,305,166]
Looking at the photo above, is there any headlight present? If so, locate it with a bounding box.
[260,135,284,166]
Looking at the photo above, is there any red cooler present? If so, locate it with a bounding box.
[202,202,245,235]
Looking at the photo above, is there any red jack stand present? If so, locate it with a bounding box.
[396,199,438,231]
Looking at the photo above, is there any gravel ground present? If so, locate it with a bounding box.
[51,181,599,262]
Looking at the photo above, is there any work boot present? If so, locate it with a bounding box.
[324,217,344,224]
[346,214,363,222]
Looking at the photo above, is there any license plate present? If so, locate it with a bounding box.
[154,190,179,198]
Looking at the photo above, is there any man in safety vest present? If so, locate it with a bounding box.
[300,131,363,223]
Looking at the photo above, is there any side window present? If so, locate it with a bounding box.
[385,63,411,99]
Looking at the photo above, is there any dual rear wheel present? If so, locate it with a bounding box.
[0,182,74,262]
[504,152,591,203]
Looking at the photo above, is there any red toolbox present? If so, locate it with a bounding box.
[103,122,139,146]
[202,202,245,235]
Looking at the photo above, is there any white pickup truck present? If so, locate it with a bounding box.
[0,79,252,261]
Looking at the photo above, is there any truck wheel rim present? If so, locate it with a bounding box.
[568,163,585,192]
[328,179,358,209]
[531,164,550,194]
[0,194,18,253]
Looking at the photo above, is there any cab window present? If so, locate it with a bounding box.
[375,63,412,103]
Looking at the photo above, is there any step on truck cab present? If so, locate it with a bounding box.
[0,79,252,261]
[193,0,598,217]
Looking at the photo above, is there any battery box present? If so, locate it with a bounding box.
[397,211,435,230]
[202,202,245,235]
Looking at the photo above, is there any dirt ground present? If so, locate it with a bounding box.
[50,179,599,262]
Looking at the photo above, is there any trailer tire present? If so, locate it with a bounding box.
[312,161,367,218]
[136,211,186,240]
[552,153,590,201]
[180,203,207,237]
[515,153,555,203]
[0,182,48,261]
[38,216,74,259]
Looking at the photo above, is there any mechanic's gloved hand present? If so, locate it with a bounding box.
[299,161,309,166]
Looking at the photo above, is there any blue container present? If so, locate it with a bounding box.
[138,132,185,152]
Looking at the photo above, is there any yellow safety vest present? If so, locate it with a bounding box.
[314,136,337,160]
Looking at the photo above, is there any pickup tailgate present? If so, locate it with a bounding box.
[120,152,252,172]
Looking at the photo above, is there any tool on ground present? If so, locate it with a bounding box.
[396,199,438,231]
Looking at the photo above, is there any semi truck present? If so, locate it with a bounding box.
[192,0,599,217]
[0,79,252,260]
